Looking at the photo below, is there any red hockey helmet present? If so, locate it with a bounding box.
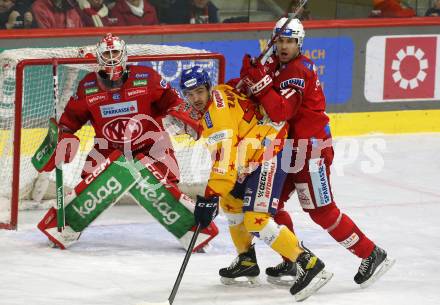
[96,33,127,81]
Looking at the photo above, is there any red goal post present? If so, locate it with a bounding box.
[0,49,225,230]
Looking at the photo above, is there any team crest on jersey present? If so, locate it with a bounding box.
[112,93,121,100]
[100,101,138,118]
[85,87,99,95]
[280,78,305,89]
[160,78,168,89]
[103,117,143,143]
[204,112,213,128]
[133,79,147,87]
[126,87,147,99]
[84,81,96,87]
[86,93,107,105]
[135,73,149,79]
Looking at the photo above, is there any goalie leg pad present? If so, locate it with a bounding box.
[131,154,218,252]
[38,150,140,248]
[37,207,81,249]
[65,150,141,232]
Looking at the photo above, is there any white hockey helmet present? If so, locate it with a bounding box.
[96,33,128,81]
[273,17,305,49]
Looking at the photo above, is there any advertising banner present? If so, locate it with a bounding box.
[365,35,440,102]
[167,36,354,105]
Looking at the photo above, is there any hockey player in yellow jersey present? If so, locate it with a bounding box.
[180,66,333,301]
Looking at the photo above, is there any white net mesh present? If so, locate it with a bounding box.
[0,44,219,228]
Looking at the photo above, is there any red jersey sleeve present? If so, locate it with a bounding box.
[257,57,316,122]
[256,81,303,123]
[59,80,91,133]
[149,72,184,116]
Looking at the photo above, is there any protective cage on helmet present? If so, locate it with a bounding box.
[180,65,212,92]
[96,33,128,81]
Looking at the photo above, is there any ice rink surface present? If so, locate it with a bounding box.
[1,134,439,305]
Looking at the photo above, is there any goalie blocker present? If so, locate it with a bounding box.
[37,150,218,251]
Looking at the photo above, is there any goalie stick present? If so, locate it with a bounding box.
[137,225,202,305]
[53,59,65,232]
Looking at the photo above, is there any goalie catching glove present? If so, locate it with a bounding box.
[240,54,273,97]
[32,118,80,172]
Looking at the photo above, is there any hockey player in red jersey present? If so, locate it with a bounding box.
[35,33,218,250]
[240,17,395,288]
[59,33,193,182]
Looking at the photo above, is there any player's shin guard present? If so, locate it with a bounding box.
[243,212,302,262]
[224,212,253,254]
[309,205,375,259]
[260,220,300,286]
[273,204,294,264]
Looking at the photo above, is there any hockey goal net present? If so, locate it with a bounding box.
[0,44,224,230]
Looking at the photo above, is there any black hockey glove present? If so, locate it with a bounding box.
[194,195,219,229]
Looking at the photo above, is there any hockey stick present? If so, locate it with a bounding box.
[53,60,65,232]
[237,0,308,90]
[138,224,202,305]
[257,0,307,65]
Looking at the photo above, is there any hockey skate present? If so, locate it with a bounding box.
[290,246,333,302]
[354,246,395,288]
[265,260,298,286]
[219,245,261,287]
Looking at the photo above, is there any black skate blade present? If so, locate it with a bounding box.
[360,257,395,289]
[294,270,333,302]
[220,276,261,287]
[267,275,297,287]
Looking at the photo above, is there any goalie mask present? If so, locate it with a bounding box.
[96,33,128,82]
[273,17,305,49]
